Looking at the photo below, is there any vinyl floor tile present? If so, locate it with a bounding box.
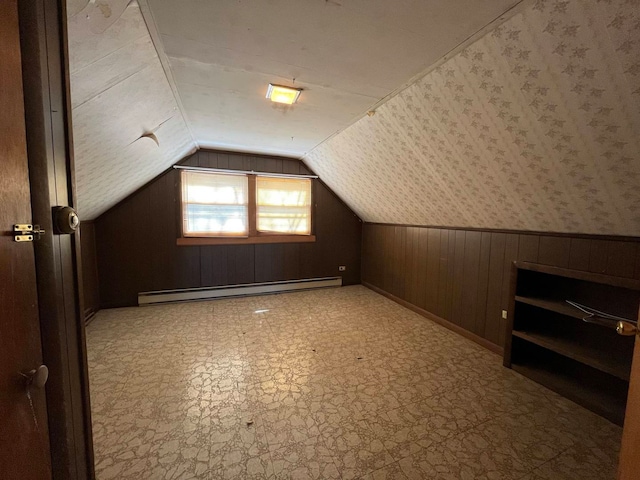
[88,286,622,480]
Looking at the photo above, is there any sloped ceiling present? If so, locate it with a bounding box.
[304,0,640,236]
[146,0,520,156]
[68,1,196,220]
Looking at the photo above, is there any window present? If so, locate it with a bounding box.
[256,176,311,235]
[182,171,248,237]
[179,169,314,245]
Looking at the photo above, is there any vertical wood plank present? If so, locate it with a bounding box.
[299,162,313,175]
[227,245,254,285]
[393,227,406,298]
[248,156,260,171]
[283,244,300,280]
[450,231,466,326]
[404,227,417,305]
[266,244,285,281]
[253,244,269,282]
[538,236,571,267]
[436,229,450,319]
[475,231,491,337]
[227,154,249,170]
[201,246,227,286]
[200,151,217,168]
[79,222,100,316]
[589,239,608,273]
[371,226,381,289]
[361,224,372,283]
[413,228,428,309]
[180,153,198,167]
[282,159,301,174]
[217,153,229,169]
[382,226,394,293]
[500,234,519,348]
[257,157,280,173]
[517,234,539,262]
[363,224,376,286]
[568,238,591,271]
[484,233,506,345]
[605,241,637,278]
[460,231,480,332]
[425,228,440,314]
[299,241,319,281]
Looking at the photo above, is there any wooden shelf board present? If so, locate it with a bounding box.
[515,296,587,320]
[515,261,640,291]
[511,363,626,426]
[512,330,631,381]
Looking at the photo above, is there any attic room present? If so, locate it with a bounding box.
[1,0,640,479]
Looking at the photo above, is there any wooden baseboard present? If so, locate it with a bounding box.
[362,282,503,356]
[84,308,98,325]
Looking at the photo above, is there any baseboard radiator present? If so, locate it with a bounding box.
[138,277,343,306]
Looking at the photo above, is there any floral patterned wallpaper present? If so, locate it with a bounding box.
[304,0,640,236]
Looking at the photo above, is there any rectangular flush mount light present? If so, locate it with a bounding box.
[266,83,302,105]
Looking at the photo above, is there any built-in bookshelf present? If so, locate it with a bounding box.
[504,262,640,426]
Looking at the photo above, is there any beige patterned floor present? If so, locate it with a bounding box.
[87,286,622,480]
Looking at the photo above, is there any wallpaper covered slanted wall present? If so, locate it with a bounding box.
[304,0,640,236]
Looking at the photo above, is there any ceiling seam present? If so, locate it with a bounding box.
[159,34,395,94]
[69,30,147,75]
[71,64,151,110]
[169,69,380,102]
[137,0,199,149]
[301,0,536,160]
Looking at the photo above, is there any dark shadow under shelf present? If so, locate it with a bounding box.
[511,362,627,426]
[510,337,629,426]
[512,330,631,380]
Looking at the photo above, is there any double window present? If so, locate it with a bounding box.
[180,170,313,244]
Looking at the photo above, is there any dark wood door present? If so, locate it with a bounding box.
[0,0,52,478]
[618,321,640,479]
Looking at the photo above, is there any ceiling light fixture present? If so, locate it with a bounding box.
[266,83,302,105]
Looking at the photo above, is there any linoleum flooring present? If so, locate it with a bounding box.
[87,286,621,480]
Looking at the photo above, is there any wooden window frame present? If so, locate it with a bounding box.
[177,172,316,246]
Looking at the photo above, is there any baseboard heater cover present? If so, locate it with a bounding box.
[138,277,342,306]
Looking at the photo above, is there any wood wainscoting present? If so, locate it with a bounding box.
[94,150,362,308]
[79,221,99,321]
[362,223,640,351]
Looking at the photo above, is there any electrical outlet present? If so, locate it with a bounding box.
[338,266,346,272]
[501,310,508,320]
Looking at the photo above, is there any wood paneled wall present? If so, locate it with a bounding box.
[79,221,100,319]
[94,150,362,308]
[362,224,640,350]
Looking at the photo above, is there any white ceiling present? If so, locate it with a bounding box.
[146,0,521,156]
[67,1,196,220]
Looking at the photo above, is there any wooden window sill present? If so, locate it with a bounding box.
[177,235,316,246]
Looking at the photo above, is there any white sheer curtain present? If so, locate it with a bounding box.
[182,171,248,236]
[256,177,311,234]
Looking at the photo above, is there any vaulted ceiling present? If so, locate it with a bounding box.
[66,0,521,219]
[67,0,640,236]
[146,0,520,156]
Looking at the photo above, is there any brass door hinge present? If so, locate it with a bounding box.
[13,224,45,242]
